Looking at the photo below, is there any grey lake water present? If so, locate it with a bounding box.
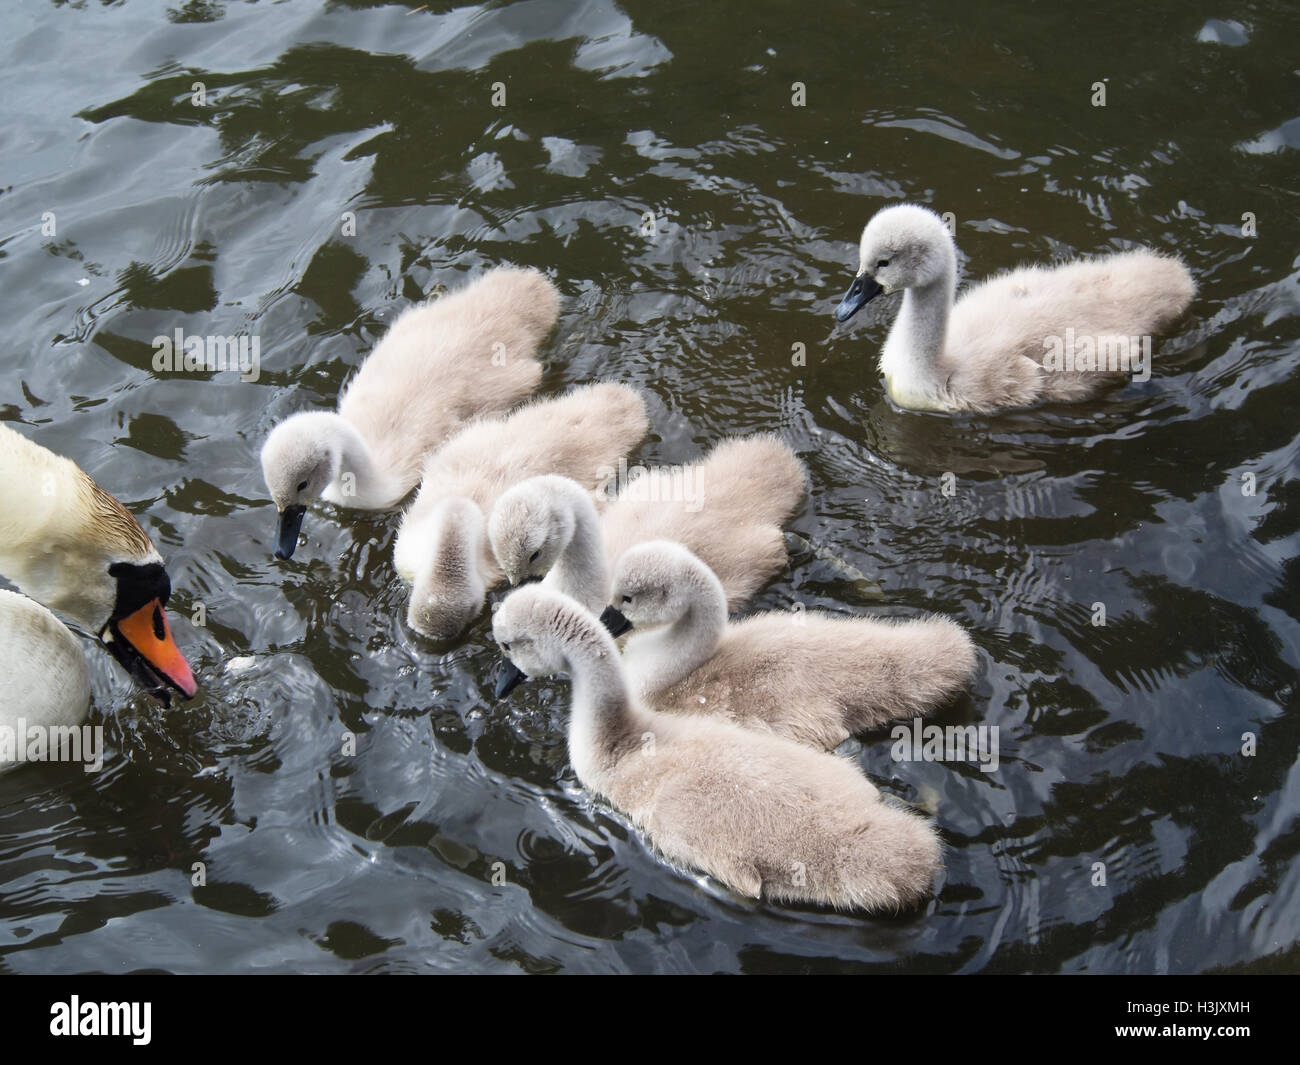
[1,0,1298,974]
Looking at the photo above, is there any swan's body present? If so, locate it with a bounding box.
[0,590,91,736]
[488,435,805,615]
[261,266,558,558]
[610,541,976,751]
[394,383,649,639]
[835,204,1196,413]
[493,585,942,912]
[0,424,196,752]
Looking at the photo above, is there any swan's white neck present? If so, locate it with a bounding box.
[0,425,155,630]
[625,581,727,699]
[564,625,646,788]
[320,416,405,509]
[880,253,957,409]
[550,489,609,613]
[0,445,84,616]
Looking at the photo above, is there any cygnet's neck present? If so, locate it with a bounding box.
[432,498,487,583]
[408,497,488,623]
[880,249,957,401]
[321,416,405,509]
[627,578,727,698]
[550,488,609,613]
[563,616,650,786]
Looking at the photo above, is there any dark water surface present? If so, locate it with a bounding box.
[1,0,1298,973]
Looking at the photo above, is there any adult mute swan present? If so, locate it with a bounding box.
[835,204,1195,412]
[492,585,942,912]
[261,266,557,559]
[0,424,197,751]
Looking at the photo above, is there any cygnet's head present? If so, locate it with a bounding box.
[487,476,581,587]
[404,497,488,642]
[260,412,345,559]
[607,540,716,632]
[492,584,607,685]
[836,203,956,322]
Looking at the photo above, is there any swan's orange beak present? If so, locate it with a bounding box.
[111,599,198,702]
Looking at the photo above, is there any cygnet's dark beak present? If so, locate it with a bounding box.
[835,273,885,322]
[599,605,633,638]
[494,660,528,698]
[274,505,307,560]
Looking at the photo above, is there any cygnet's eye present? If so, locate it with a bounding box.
[501,641,510,652]
[621,594,632,604]
[296,480,309,492]
[529,550,540,563]
[876,258,890,270]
